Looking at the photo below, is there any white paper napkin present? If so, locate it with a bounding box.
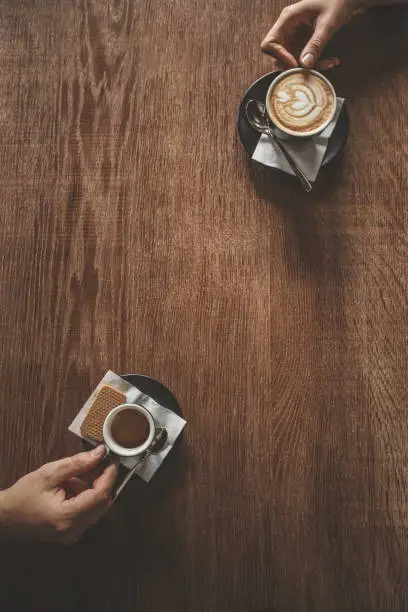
[252,98,344,182]
[69,371,187,483]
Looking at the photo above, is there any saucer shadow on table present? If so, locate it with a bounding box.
[237,71,350,174]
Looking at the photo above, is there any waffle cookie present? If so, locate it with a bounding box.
[80,385,126,442]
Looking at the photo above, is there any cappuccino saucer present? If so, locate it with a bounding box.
[237,71,349,173]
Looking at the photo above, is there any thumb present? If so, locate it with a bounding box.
[300,19,334,68]
[44,445,106,485]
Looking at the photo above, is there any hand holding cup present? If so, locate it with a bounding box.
[261,0,367,70]
[0,446,118,545]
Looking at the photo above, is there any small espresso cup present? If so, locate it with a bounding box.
[265,68,336,139]
[103,403,156,457]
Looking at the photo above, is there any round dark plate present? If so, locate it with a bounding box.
[237,71,349,172]
[120,373,182,417]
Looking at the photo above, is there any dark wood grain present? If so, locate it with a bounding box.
[1,1,408,610]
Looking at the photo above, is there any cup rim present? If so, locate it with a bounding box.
[103,403,155,457]
[265,68,336,138]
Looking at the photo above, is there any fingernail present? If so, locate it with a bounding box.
[301,53,315,68]
[92,444,105,457]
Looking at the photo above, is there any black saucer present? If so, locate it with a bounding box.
[237,71,349,172]
[120,373,182,417]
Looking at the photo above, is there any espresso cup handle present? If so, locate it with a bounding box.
[102,445,112,461]
[97,444,117,467]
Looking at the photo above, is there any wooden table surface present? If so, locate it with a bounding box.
[1,1,408,611]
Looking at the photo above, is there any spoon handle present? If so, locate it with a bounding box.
[267,128,313,193]
[113,449,152,500]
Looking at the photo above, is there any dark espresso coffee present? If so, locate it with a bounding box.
[111,408,150,448]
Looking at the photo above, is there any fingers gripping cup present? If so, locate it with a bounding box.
[266,68,336,138]
[103,404,157,457]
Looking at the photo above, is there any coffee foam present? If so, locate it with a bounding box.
[268,71,335,135]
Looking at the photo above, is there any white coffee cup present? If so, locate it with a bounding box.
[103,403,156,457]
[266,68,336,138]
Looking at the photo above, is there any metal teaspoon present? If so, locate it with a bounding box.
[246,99,312,193]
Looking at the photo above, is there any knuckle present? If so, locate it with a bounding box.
[55,519,70,535]
[309,37,324,51]
[62,454,84,476]
[261,36,277,54]
[281,6,292,18]
[98,491,111,505]
[69,455,83,471]
[40,463,54,482]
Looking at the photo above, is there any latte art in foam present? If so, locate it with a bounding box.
[268,70,335,135]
